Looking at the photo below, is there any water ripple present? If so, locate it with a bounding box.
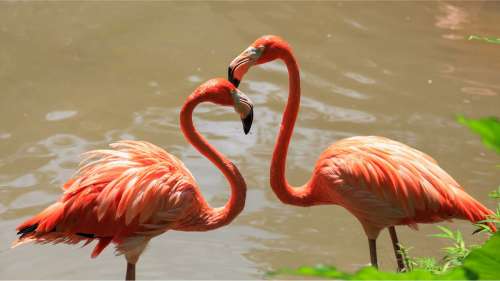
[302,71,370,100]
[10,191,55,210]
[0,132,11,139]
[343,18,368,31]
[45,110,78,121]
[301,96,375,123]
[133,107,178,132]
[37,134,91,185]
[258,61,287,73]
[461,87,497,96]
[187,75,203,83]
[245,80,281,96]
[0,173,37,189]
[344,72,376,85]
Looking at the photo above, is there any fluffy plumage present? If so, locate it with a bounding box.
[312,136,496,238]
[13,141,202,259]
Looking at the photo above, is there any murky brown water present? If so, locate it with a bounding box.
[1,1,499,279]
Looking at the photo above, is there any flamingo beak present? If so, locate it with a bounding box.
[228,66,240,88]
[228,46,262,88]
[241,106,253,135]
[232,88,253,135]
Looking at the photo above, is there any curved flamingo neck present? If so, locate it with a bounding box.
[179,93,246,230]
[270,47,314,206]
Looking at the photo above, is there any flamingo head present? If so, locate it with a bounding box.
[228,35,289,87]
[198,78,254,134]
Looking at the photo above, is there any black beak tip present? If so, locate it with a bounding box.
[228,67,240,87]
[241,108,253,135]
[231,78,240,88]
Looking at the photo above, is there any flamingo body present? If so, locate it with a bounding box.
[14,141,205,261]
[310,136,495,239]
[227,35,496,270]
[13,79,254,279]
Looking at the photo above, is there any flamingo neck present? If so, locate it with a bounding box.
[180,94,246,230]
[270,48,314,206]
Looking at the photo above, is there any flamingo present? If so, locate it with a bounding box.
[227,35,496,271]
[12,78,254,280]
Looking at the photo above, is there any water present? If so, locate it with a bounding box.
[1,2,499,279]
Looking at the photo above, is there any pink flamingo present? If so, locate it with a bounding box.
[227,35,496,271]
[12,79,254,280]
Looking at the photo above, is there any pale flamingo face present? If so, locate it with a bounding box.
[199,78,254,134]
[228,45,265,87]
[228,35,287,87]
[231,88,254,134]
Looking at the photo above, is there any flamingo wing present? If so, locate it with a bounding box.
[14,140,201,257]
[316,136,495,229]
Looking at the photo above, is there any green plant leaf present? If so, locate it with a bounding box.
[457,116,500,153]
[459,232,500,279]
[268,265,349,279]
[269,234,500,280]
[468,35,500,45]
[431,225,455,240]
[351,267,437,280]
[489,186,500,199]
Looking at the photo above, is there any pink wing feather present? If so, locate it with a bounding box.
[315,136,496,234]
[14,140,200,257]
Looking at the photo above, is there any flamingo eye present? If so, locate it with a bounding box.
[249,46,264,60]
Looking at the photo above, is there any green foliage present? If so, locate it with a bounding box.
[475,187,500,234]
[429,226,476,271]
[268,265,349,279]
[459,231,500,280]
[399,244,443,274]
[411,257,441,273]
[395,226,474,275]
[457,116,500,154]
[398,244,440,274]
[489,186,500,199]
[269,233,500,280]
[268,265,442,280]
[468,35,500,45]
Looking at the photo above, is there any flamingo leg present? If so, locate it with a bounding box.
[126,262,135,281]
[388,226,405,272]
[368,239,378,269]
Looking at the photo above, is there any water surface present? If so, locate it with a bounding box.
[1,2,499,279]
